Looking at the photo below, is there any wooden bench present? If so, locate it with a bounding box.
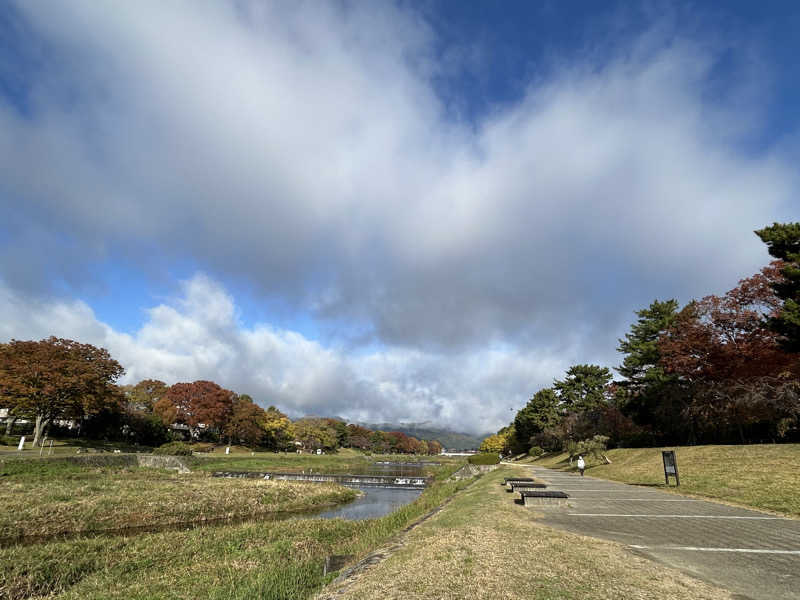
[520,490,569,507]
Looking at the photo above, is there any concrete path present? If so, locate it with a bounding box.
[524,466,800,600]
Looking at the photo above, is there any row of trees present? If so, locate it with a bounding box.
[485,222,800,455]
[0,340,443,454]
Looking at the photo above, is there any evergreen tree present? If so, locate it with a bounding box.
[553,365,612,412]
[513,388,559,450]
[756,222,800,352]
[616,299,679,391]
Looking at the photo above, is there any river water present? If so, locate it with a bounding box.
[309,463,429,520]
[314,486,423,520]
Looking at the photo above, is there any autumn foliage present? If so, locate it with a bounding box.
[658,262,796,382]
[154,380,236,439]
[0,337,124,446]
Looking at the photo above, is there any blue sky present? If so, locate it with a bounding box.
[0,1,798,433]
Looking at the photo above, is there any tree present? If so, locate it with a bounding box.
[261,406,295,451]
[224,394,266,446]
[479,433,509,454]
[659,263,794,383]
[427,439,443,455]
[479,425,514,455]
[617,299,679,389]
[756,223,800,351]
[345,424,372,449]
[123,379,168,413]
[0,337,125,446]
[154,380,235,439]
[293,418,338,451]
[513,388,559,452]
[553,365,612,412]
[326,419,350,447]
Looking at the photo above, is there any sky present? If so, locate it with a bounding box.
[0,1,798,434]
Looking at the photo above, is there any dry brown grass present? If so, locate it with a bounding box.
[318,467,733,600]
[0,468,356,539]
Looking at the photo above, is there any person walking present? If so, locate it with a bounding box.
[577,455,586,476]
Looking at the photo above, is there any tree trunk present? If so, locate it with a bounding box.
[31,416,51,447]
[5,416,16,436]
[32,415,43,447]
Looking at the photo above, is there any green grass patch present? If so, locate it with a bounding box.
[0,459,358,540]
[531,443,800,516]
[0,461,466,600]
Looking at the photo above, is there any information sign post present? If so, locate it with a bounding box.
[662,450,680,486]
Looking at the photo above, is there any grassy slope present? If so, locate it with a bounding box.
[1,459,467,600]
[530,444,800,517]
[317,465,732,600]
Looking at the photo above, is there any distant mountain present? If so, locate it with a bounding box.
[361,422,490,451]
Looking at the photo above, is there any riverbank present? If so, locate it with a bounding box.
[0,456,467,599]
[316,466,733,600]
[0,458,358,541]
[526,444,800,517]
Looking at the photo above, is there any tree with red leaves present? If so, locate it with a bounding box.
[659,263,800,442]
[154,380,235,439]
[659,262,796,383]
[0,337,124,446]
[223,394,266,446]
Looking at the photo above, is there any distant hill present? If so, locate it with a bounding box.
[361,422,489,451]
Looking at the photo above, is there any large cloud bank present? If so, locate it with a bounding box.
[0,2,796,432]
[0,273,566,432]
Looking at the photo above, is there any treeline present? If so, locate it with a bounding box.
[0,340,441,454]
[484,222,800,455]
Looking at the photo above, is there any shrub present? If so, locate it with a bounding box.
[191,443,216,453]
[152,441,193,456]
[0,434,19,447]
[468,453,500,465]
[528,445,544,458]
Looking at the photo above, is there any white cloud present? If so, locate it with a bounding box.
[0,2,798,432]
[0,273,561,433]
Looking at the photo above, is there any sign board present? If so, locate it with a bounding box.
[662,450,680,486]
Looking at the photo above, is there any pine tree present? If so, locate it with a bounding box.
[756,222,800,352]
[616,299,679,390]
[553,365,612,412]
[513,388,559,450]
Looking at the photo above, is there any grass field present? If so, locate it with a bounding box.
[187,449,456,476]
[0,454,467,600]
[316,465,732,600]
[0,459,358,540]
[528,443,800,517]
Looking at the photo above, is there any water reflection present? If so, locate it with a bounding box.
[314,486,422,520]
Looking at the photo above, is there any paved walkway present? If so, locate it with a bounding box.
[524,466,800,600]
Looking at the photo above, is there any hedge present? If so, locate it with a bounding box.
[467,453,500,465]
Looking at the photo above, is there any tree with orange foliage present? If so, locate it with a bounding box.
[426,439,443,455]
[0,337,124,446]
[223,394,266,446]
[154,380,235,439]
